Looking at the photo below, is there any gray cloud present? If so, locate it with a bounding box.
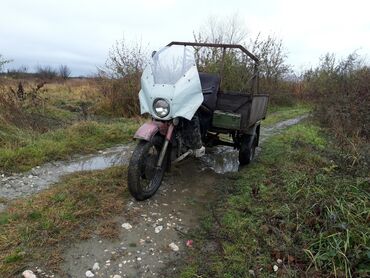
[1,0,369,75]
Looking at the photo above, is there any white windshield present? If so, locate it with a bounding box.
[151,45,196,85]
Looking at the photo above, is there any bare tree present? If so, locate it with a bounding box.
[0,54,12,72]
[249,34,291,91]
[59,64,71,79]
[194,13,248,44]
[36,65,58,80]
[193,14,290,93]
[193,15,291,93]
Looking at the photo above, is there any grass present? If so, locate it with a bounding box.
[0,79,141,172]
[0,166,128,277]
[0,119,138,172]
[178,122,369,277]
[263,103,311,126]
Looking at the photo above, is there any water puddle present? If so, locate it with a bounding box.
[60,146,132,173]
[200,114,309,174]
[0,145,134,201]
[260,114,308,143]
[201,146,239,174]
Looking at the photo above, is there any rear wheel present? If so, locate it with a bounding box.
[239,134,257,165]
[128,136,166,201]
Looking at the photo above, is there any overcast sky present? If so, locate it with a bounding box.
[1,0,369,76]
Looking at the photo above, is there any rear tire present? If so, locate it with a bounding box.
[239,135,256,165]
[128,136,166,201]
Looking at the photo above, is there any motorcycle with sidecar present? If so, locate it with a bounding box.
[128,41,269,200]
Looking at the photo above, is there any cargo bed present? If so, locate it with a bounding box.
[212,92,269,131]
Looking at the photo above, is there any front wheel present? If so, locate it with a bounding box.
[128,137,166,201]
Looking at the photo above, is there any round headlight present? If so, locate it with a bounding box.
[153,98,170,118]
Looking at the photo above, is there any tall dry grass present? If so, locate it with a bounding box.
[0,81,53,131]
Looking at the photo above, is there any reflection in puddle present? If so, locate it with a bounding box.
[61,147,131,173]
[0,145,134,201]
[201,146,239,174]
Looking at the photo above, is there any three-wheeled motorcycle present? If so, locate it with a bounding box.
[128,42,269,200]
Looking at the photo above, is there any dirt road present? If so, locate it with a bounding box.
[61,115,308,278]
[60,159,220,278]
[0,115,308,277]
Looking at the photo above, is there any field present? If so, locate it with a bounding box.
[0,79,140,173]
[0,64,369,277]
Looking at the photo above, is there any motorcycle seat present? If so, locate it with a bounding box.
[199,72,220,111]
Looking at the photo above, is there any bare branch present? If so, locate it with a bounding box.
[59,65,71,79]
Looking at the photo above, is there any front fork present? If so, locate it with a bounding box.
[156,123,174,168]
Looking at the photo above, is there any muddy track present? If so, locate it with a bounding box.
[0,145,134,211]
[0,115,308,277]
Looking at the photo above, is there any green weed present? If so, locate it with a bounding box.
[178,123,369,277]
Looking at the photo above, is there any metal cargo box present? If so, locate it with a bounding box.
[215,92,269,130]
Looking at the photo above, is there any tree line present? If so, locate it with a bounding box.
[0,60,71,80]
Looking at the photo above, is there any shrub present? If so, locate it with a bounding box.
[36,65,58,80]
[0,81,62,131]
[58,65,71,80]
[193,15,294,103]
[302,53,370,167]
[303,53,369,139]
[97,38,147,117]
[6,66,30,79]
[0,54,11,72]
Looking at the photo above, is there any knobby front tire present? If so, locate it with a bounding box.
[127,137,166,201]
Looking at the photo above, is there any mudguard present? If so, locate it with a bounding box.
[245,122,260,146]
[134,121,168,141]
